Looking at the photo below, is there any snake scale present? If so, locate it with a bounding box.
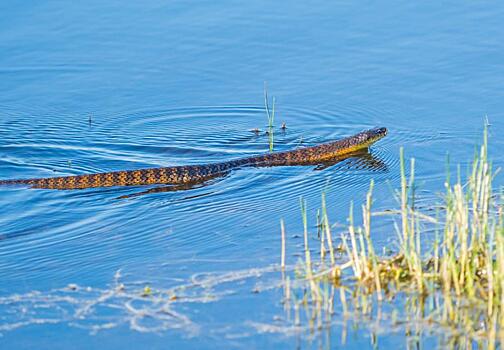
[0,127,387,190]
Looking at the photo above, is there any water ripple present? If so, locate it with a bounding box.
[0,104,419,288]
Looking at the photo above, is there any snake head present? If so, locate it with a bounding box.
[350,127,388,148]
[366,127,388,142]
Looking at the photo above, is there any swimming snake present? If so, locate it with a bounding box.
[0,127,387,190]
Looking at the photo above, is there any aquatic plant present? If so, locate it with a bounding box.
[264,82,276,152]
[280,126,503,348]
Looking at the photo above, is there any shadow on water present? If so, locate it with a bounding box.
[115,149,388,199]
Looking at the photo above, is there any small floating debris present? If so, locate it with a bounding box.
[141,285,152,297]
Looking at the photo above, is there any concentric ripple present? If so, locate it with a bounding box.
[0,103,477,293]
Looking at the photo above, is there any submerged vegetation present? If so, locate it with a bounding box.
[280,127,503,348]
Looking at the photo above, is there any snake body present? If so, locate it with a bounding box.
[0,127,387,190]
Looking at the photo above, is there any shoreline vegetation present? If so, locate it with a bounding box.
[280,126,503,348]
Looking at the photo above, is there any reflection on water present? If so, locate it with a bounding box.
[114,150,389,200]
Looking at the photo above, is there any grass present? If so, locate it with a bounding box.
[264,83,276,152]
[280,126,503,348]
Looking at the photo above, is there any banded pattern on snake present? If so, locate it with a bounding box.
[0,127,387,190]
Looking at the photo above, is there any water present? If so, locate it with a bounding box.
[1,1,503,349]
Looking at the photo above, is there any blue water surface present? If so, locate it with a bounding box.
[0,1,503,349]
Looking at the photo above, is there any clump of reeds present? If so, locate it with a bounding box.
[280,127,503,348]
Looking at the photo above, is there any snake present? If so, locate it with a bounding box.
[0,127,387,190]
